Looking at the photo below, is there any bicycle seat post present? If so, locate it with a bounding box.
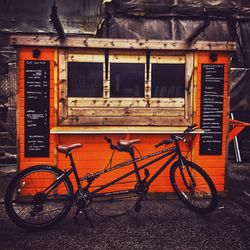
[129,148,142,182]
[67,152,82,190]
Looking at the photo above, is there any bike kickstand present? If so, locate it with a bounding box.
[135,198,143,213]
[74,207,94,228]
[83,209,94,228]
[73,207,80,224]
[135,202,142,213]
[135,193,147,213]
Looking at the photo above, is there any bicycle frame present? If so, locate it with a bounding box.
[46,138,185,200]
[5,125,219,231]
[91,149,177,197]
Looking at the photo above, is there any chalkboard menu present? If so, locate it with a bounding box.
[200,64,224,155]
[24,60,50,157]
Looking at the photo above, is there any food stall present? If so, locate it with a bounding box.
[12,35,236,195]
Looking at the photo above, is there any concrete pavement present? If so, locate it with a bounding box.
[0,163,249,250]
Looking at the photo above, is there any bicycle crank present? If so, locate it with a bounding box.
[73,190,94,227]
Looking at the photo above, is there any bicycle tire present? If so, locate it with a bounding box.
[170,159,218,213]
[5,165,74,230]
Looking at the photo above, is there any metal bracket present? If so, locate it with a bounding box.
[50,1,65,41]
[185,9,210,45]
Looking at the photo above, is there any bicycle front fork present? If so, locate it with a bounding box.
[179,160,196,190]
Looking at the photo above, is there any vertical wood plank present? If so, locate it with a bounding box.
[185,52,194,122]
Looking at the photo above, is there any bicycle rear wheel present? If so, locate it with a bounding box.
[5,165,74,230]
[170,159,218,213]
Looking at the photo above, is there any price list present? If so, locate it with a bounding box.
[200,64,224,155]
[24,60,50,157]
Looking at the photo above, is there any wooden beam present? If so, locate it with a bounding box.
[185,52,194,122]
[68,107,184,117]
[59,116,189,126]
[10,35,236,52]
[68,98,185,108]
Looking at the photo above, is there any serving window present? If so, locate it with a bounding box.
[110,63,145,98]
[58,49,193,126]
[68,62,103,98]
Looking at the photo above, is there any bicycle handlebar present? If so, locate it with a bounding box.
[104,136,129,152]
[183,124,198,134]
[154,124,198,148]
[104,136,112,144]
[104,136,117,150]
[155,139,173,148]
[105,125,199,150]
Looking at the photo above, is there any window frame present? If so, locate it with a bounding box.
[58,49,194,126]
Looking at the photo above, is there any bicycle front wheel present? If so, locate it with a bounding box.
[5,165,74,230]
[170,160,218,213]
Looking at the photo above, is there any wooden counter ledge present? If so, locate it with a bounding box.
[50,126,204,134]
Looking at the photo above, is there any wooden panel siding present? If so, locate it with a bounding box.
[59,116,189,126]
[58,48,193,126]
[68,98,185,108]
[68,108,185,117]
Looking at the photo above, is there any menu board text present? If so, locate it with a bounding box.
[200,64,224,155]
[25,60,50,157]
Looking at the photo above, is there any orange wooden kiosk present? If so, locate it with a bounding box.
[12,35,236,195]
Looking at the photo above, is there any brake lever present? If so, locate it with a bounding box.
[184,124,198,135]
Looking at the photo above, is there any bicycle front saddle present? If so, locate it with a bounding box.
[57,143,82,154]
[118,139,140,147]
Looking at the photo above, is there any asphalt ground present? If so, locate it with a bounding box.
[0,163,249,250]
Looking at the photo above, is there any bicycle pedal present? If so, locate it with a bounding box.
[135,203,142,213]
[85,211,94,228]
[73,207,81,224]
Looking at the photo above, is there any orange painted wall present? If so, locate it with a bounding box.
[18,48,230,193]
[192,52,230,192]
[18,48,55,169]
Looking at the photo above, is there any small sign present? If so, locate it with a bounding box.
[24,60,50,157]
[200,64,224,155]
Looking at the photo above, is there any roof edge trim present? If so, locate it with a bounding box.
[10,35,236,51]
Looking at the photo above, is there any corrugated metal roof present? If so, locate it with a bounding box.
[1,0,250,35]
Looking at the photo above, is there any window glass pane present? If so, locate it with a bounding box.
[110,63,144,98]
[152,64,185,98]
[68,62,103,97]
